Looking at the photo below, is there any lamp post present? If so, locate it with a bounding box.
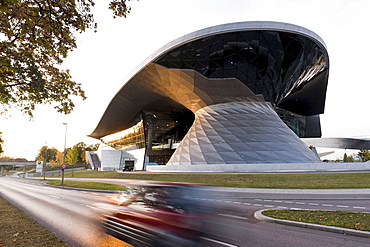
[23,151,27,178]
[43,142,47,180]
[62,123,67,186]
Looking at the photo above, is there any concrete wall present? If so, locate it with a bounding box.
[147,162,370,173]
[100,150,122,171]
[121,148,145,171]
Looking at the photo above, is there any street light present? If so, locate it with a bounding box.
[63,123,67,163]
[62,123,67,186]
[43,142,47,180]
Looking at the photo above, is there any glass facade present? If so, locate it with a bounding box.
[143,110,194,165]
[276,107,307,138]
[101,110,194,165]
[101,120,145,150]
[155,30,327,111]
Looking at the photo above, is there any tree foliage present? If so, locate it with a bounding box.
[343,153,354,163]
[66,144,78,176]
[49,150,63,168]
[358,150,370,162]
[0,0,133,116]
[343,153,348,162]
[35,145,58,162]
[71,142,100,163]
[0,131,3,155]
[86,143,100,151]
[75,141,86,162]
[66,145,78,166]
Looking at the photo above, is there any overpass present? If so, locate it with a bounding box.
[0,161,36,176]
[302,137,370,150]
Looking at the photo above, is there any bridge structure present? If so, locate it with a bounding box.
[0,161,36,176]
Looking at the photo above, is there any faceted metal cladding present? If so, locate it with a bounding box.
[155,30,328,116]
[89,21,329,170]
[168,99,320,166]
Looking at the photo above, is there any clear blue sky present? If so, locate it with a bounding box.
[1,0,369,160]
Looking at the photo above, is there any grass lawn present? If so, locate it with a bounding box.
[57,170,370,189]
[0,196,68,247]
[46,180,126,191]
[262,209,370,231]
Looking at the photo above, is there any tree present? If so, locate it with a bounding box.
[343,153,354,163]
[73,142,100,163]
[347,155,354,162]
[343,153,348,162]
[86,143,100,152]
[66,145,78,176]
[358,150,370,162]
[50,151,64,168]
[75,142,87,163]
[0,132,3,155]
[0,0,133,117]
[35,145,58,162]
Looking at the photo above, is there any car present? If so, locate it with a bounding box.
[100,183,206,247]
[122,165,134,171]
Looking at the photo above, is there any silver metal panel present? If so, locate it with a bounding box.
[167,100,321,166]
[114,21,327,100]
[302,138,370,150]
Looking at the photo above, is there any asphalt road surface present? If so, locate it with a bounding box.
[1,177,370,247]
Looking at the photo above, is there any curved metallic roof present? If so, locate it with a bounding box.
[122,21,327,87]
[90,21,329,139]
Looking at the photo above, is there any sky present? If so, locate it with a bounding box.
[1,0,369,160]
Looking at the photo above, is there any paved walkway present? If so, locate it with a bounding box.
[202,186,370,194]
[25,176,370,194]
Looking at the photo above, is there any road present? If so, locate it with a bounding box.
[0,177,126,247]
[1,177,370,247]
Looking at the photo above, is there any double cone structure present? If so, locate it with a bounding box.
[90,21,329,172]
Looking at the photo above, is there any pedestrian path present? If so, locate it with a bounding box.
[202,186,370,194]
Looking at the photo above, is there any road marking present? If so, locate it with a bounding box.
[295,202,305,205]
[290,208,302,210]
[322,204,333,207]
[225,201,232,203]
[48,195,60,199]
[243,202,251,205]
[284,201,293,204]
[217,214,246,220]
[273,200,282,203]
[336,205,349,208]
[82,204,100,210]
[353,206,366,209]
[201,237,238,247]
[233,201,242,204]
[308,203,319,206]
[253,204,262,207]
[277,206,288,209]
[264,205,274,208]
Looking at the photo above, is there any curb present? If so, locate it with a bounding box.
[254,209,370,238]
[44,183,119,194]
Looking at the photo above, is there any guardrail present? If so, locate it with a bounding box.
[24,168,86,177]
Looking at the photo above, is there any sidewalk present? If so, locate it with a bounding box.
[26,176,370,194]
[201,186,370,194]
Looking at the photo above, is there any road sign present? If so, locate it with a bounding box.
[61,163,67,171]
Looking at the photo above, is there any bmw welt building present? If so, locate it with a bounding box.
[88,21,330,172]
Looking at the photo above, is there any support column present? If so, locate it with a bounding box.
[0,166,4,176]
[167,100,321,167]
